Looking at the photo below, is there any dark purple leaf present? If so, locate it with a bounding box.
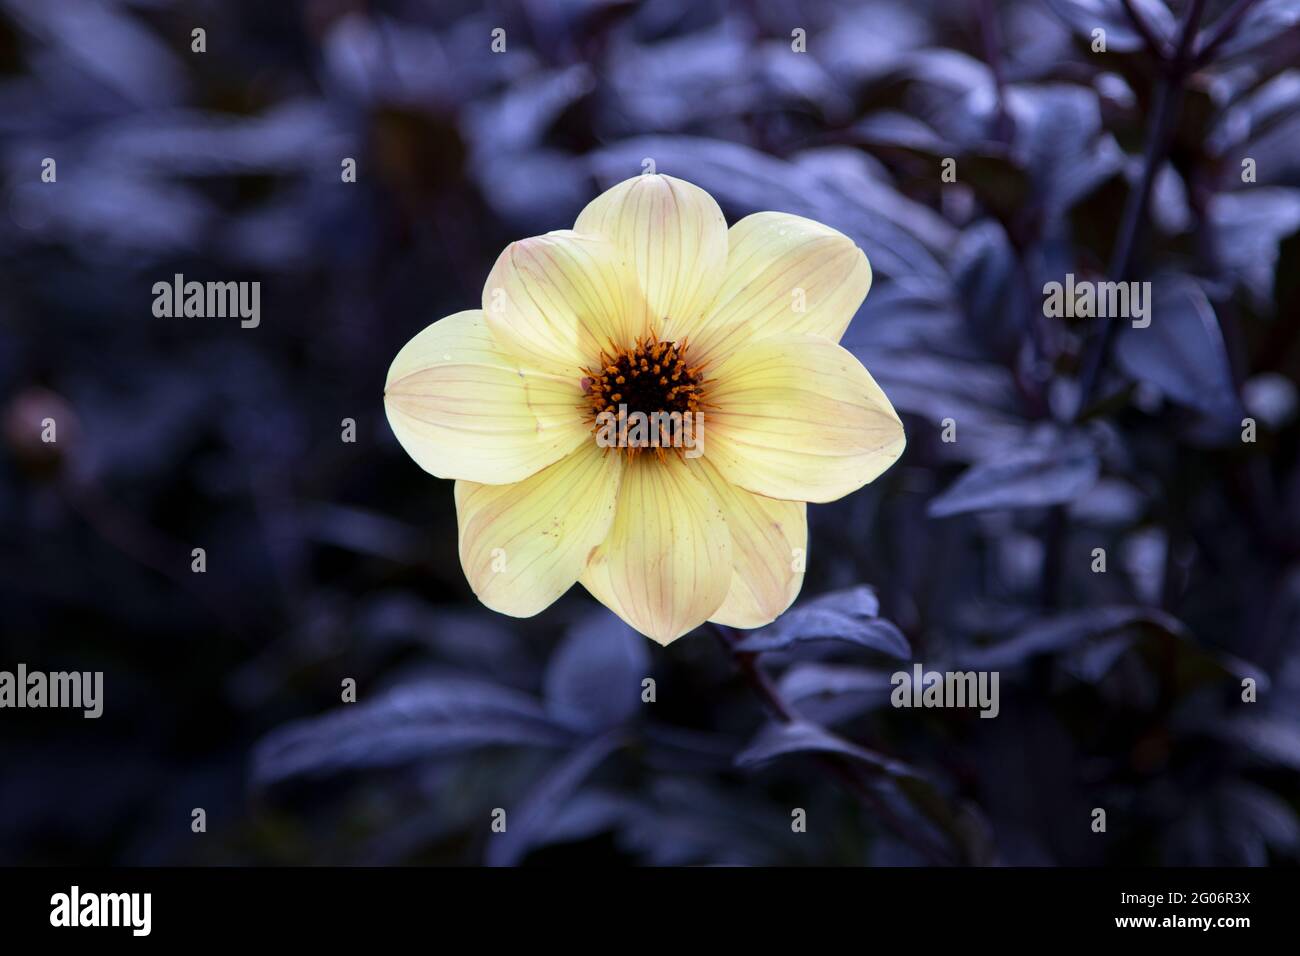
[485,731,624,866]
[1216,716,1300,770]
[952,219,1026,356]
[928,432,1101,517]
[1208,73,1300,158]
[736,720,920,778]
[1000,84,1125,223]
[1116,275,1243,425]
[777,663,896,724]
[735,585,911,658]
[544,610,650,733]
[1208,190,1300,307]
[251,678,575,786]
[1221,784,1300,852]
[959,605,1185,670]
[1043,0,1178,53]
[1205,0,1300,60]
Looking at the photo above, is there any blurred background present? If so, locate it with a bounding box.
[1,0,1298,866]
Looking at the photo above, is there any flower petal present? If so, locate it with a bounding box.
[575,174,728,339]
[456,442,623,617]
[482,230,646,376]
[690,212,872,367]
[695,459,807,629]
[706,334,905,503]
[579,455,732,645]
[385,310,590,484]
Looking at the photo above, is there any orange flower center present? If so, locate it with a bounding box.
[581,337,707,454]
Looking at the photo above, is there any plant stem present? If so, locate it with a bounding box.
[1044,0,1209,607]
[1073,0,1207,421]
[1119,0,1173,60]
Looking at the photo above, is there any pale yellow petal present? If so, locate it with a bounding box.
[690,212,872,367]
[455,442,622,618]
[706,335,905,503]
[695,458,807,629]
[384,310,589,484]
[481,230,646,377]
[575,174,727,339]
[579,455,731,645]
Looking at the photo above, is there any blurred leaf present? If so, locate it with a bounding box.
[735,719,919,778]
[1220,783,1300,853]
[1116,275,1243,425]
[484,731,624,866]
[928,431,1101,517]
[93,101,353,176]
[959,605,1185,670]
[605,22,758,131]
[521,789,631,856]
[1064,619,1266,696]
[892,47,997,99]
[844,283,969,354]
[321,14,474,106]
[1242,371,1299,429]
[777,663,895,725]
[1208,71,1300,157]
[475,149,590,232]
[852,111,951,154]
[6,169,212,256]
[735,585,910,658]
[544,611,650,733]
[952,219,1025,357]
[5,0,189,107]
[1208,188,1300,307]
[1206,0,1300,60]
[1008,83,1124,222]
[607,779,793,866]
[757,40,855,123]
[251,678,575,787]
[465,64,593,154]
[1215,715,1300,770]
[1043,0,1178,53]
[298,502,425,562]
[850,114,1031,218]
[889,774,997,867]
[846,343,1027,464]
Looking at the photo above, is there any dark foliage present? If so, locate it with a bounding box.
[1,0,1298,866]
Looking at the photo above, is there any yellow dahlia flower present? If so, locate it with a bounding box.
[384,174,905,645]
